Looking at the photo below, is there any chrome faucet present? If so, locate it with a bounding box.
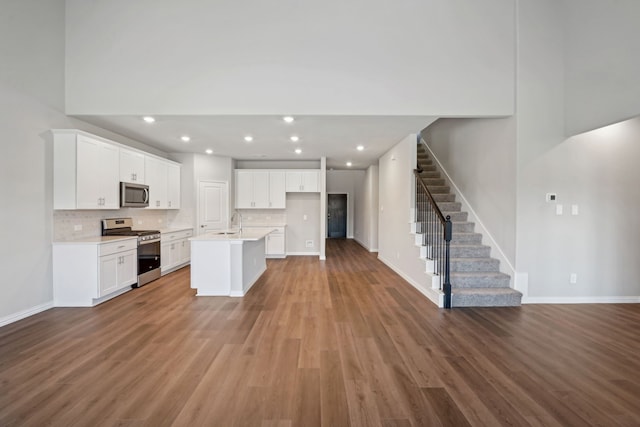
[231,211,243,233]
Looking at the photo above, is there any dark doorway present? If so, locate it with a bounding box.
[327,194,347,238]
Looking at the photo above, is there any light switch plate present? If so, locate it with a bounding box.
[571,204,579,215]
[556,204,563,215]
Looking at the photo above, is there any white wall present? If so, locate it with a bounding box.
[365,165,379,251]
[65,0,515,117]
[0,0,66,323]
[422,118,517,265]
[326,170,365,239]
[563,0,640,136]
[378,135,435,300]
[516,0,640,301]
[286,193,321,254]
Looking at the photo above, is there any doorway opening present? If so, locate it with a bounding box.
[327,193,347,238]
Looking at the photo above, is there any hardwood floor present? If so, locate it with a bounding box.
[1,239,640,426]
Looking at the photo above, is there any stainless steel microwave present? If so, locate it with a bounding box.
[120,182,149,208]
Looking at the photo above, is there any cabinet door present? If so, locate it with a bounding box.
[235,170,254,209]
[285,171,301,192]
[120,149,145,183]
[161,241,175,271]
[269,171,286,208]
[301,170,319,192]
[266,233,285,255]
[117,250,137,289]
[252,171,270,208]
[167,163,181,209]
[145,157,167,209]
[76,135,119,209]
[99,254,119,296]
[179,239,191,265]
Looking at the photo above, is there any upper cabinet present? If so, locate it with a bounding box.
[166,163,181,209]
[235,170,286,209]
[286,170,320,192]
[145,157,181,210]
[54,131,119,209]
[52,130,181,210]
[120,148,145,184]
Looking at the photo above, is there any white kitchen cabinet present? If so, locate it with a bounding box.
[120,148,145,183]
[266,227,286,258]
[53,237,137,306]
[99,247,137,297]
[145,157,181,210]
[161,229,193,274]
[167,163,181,209]
[269,171,286,208]
[235,170,286,209]
[145,156,168,209]
[53,131,120,209]
[285,170,320,192]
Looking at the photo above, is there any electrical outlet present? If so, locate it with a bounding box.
[303,214,307,221]
[546,193,557,202]
[74,224,82,231]
[138,220,143,225]
[570,273,577,284]
[305,240,314,248]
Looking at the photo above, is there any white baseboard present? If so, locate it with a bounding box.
[286,251,320,256]
[353,237,378,253]
[377,255,443,307]
[523,296,640,304]
[0,301,54,328]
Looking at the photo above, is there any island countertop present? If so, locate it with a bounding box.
[189,228,275,242]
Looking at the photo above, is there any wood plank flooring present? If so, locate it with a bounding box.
[1,238,640,426]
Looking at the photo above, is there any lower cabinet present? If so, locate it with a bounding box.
[53,238,138,307]
[266,228,286,258]
[161,229,193,274]
[99,249,137,297]
[244,226,286,258]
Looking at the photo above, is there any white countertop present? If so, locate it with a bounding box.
[53,235,137,245]
[159,226,193,234]
[190,228,274,242]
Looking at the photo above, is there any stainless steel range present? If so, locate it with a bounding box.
[102,218,161,287]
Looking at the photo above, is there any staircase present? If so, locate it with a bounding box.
[416,143,522,307]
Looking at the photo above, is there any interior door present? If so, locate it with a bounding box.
[327,194,347,238]
[198,181,228,234]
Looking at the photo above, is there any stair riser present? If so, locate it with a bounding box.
[432,194,455,202]
[450,233,482,244]
[451,259,499,272]
[415,221,475,233]
[418,171,440,178]
[426,186,450,194]
[449,246,491,258]
[418,165,437,172]
[414,211,467,223]
[450,274,510,288]
[436,202,461,212]
[421,178,445,186]
[452,293,522,307]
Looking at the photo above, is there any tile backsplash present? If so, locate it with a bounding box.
[53,209,171,241]
[236,209,286,226]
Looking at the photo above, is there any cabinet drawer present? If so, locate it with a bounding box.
[162,229,193,242]
[99,239,137,257]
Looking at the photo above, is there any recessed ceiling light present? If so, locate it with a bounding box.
[295,148,302,154]
[357,145,364,151]
[143,116,155,123]
[346,162,352,167]
[205,149,213,155]
[283,116,294,123]
[290,135,299,142]
[244,135,253,142]
[181,135,191,142]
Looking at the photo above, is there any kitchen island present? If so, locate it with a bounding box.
[189,229,272,297]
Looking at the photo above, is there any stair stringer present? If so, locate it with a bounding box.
[420,140,517,290]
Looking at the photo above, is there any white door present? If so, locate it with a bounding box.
[198,181,229,234]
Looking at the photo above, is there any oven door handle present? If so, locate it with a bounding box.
[139,239,160,246]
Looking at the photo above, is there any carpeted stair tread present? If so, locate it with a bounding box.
[450,271,511,287]
[450,257,500,272]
